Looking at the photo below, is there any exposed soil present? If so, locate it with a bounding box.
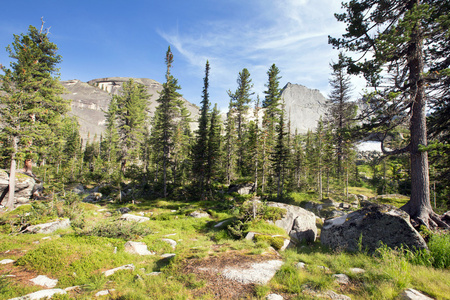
[181,250,282,299]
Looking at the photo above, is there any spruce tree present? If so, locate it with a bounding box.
[153,46,182,197]
[192,61,211,193]
[206,104,223,187]
[271,104,289,199]
[0,20,69,209]
[329,0,450,227]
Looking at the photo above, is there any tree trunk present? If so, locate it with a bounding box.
[6,136,19,210]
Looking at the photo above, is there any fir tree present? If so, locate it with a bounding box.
[206,104,223,187]
[0,20,69,209]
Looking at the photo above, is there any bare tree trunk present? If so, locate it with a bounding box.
[6,136,18,210]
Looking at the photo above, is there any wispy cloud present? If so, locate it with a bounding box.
[158,0,351,107]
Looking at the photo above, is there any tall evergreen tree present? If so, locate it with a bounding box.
[329,0,450,227]
[0,20,69,209]
[326,53,356,178]
[153,46,182,197]
[206,104,223,186]
[192,61,211,193]
[114,79,151,174]
[224,99,236,185]
[271,104,289,199]
[228,68,254,175]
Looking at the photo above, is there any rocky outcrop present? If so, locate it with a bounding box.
[61,77,199,142]
[321,204,427,252]
[0,170,41,207]
[281,83,327,133]
[267,202,317,243]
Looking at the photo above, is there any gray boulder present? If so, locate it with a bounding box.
[8,289,66,300]
[25,219,71,234]
[399,288,434,300]
[228,183,255,195]
[0,170,41,206]
[267,202,317,243]
[321,204,427,252]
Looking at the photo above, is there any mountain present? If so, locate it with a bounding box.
[281,83,327,134]
[60,77,199,142]
[61,78,327,142]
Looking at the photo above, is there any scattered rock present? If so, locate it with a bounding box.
[399,288,434,300]
[124,241,155,255]
[295,262,306,269]
[267,202,317,243]
[357,194,368,201]
[321,204,427,252]
[349,267,365,274]
[0,170,41,207]
[83,192,102,203]
[322,199,340,208]
[120,213,149,223]
[146,272,162,276]
[339,203,352,209]
[103,264,135,277]
[222,260,283,285]
[160,253,176,259]
[8,289,66,300]
[245,231,256,240]
[0,259,14,264]
[29,275,58,288]
[189,211,210,218]
[161,238,177,249]
[266,294,284,300]
[64,286,80,291]
[72,184,85,194]
[228,183,255,195]
[323,290,352,300]
[95,289,116,297]
[317,265,330,272]
[302,285,351,300]
[118,207,131,214]
[24,219,71,234]
[333,274,350,285]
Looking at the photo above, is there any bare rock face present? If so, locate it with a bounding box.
[321,204,427,252]
[281,83,327,134]
[61,77,199,142]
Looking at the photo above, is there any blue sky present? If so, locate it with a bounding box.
[0,0,361,110]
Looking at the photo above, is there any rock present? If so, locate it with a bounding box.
[333,274,350,285]
[302,285,351,300]
[442,211,450,222]
[339,203,352,209]
[120,213,149,223]
[189,211,210,218]
[103,264,135,277]
[8,289,66,300]
[0,259,15,264]
[328,210,347,218]
[161,238,177,249]
[357,194,368,201]
[72,184,85,194]
[266,294,284,300]
[295,262,306,269]
[322,199,340,208]
[214,219,231,228]
[399,288,434,300]
[349,267,365,274]
[25,219,71,234]
[228,183,255,195]
[118,207,131,214]
[323,290,352,300]
[82,192,102,203]
[146,272,162,276]
[0,170,41,206]
[29,275,58,288]
[95,289,116,297]
[321,204,427,252]
[124,241,155,255]
[267,202,317,243]
[222,260,283,285]
[160,253,176,259]
[245,232,256,240]
[64,286,80,291]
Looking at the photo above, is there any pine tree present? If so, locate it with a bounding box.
[114,79,151,174]
[0,20,70,209]
[192,61,211,193]
[206,104,223,187]
[153,46,182,197]
[271,104,289,199]
[101,95,120,179]
[330,0,450,227]
[224,99,236,185]
[228,68,254,176]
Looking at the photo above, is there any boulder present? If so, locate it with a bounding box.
[321,204,427,252]
[25,219,71,234]
[72,184,85,194]
[222,259,283,285]
[124,241,155,255]
[333,274,350,285]
[399,288,434,300]
[8,289,66,300]
[83,192,102,203]
[118,207,131,214]
[266,294,284,300]
[120,213,149,223]
[0,170,41,207]
[29,275,58,288]
[228,183,255,195]
[0,259,15,264]
[103,264,135,277]
[161,238,177,249]
[189,211,210,218]
[267,202,317,243]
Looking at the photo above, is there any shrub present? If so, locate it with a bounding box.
[254,234,285,250]
[80,220,152,240]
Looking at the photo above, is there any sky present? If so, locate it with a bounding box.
[0,0,362,110]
